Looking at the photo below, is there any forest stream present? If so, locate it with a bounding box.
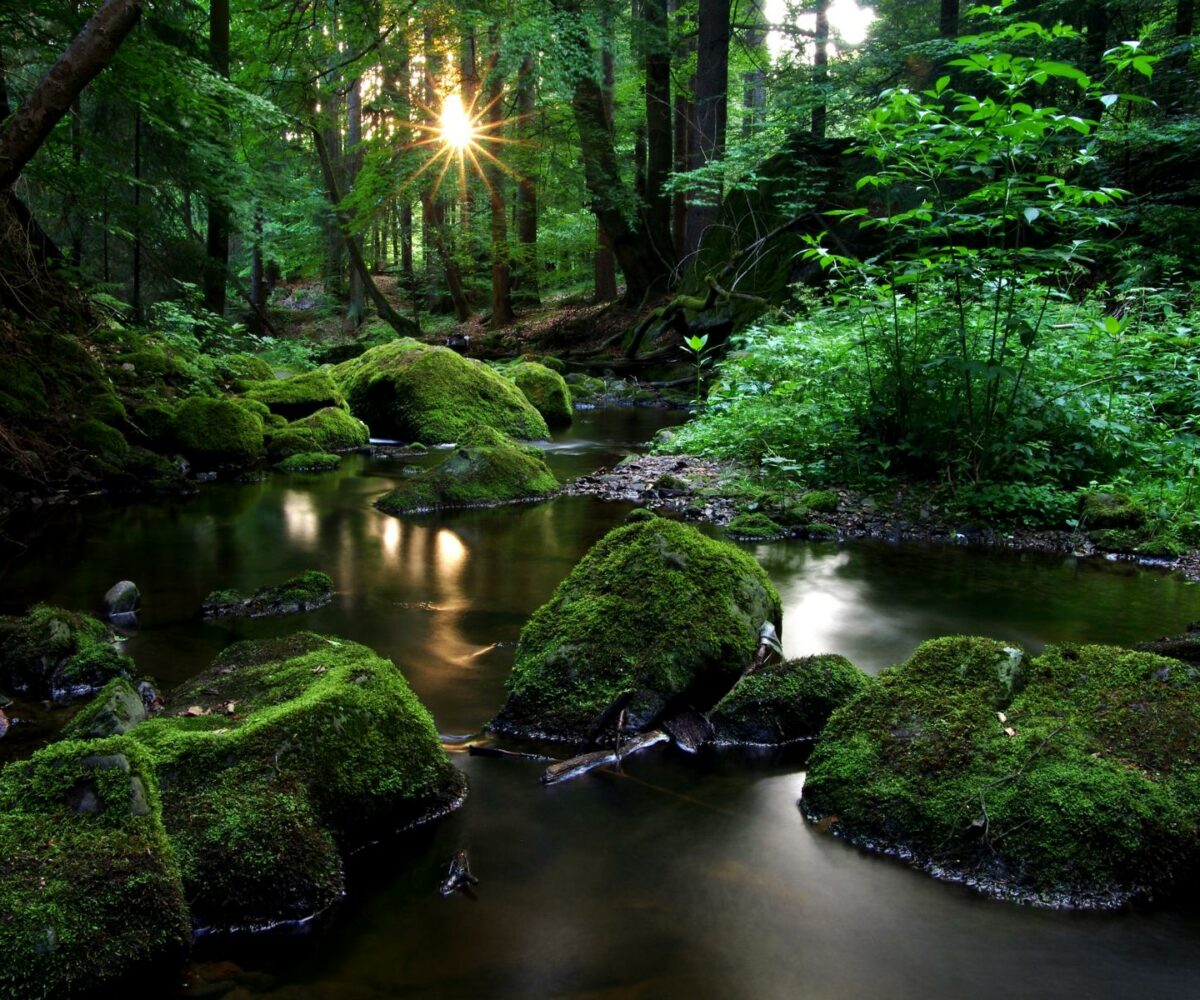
[3,408,1200,999]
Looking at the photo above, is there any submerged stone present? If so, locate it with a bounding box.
[0,605,135,701]
[709,654,872,745]
[492,518,782,742]
[375,426,558,515]
[333,339,548,443]
[202,570,334,618]
[0,737,191,998]
[508,362,573,428]
[802,636,1200,907]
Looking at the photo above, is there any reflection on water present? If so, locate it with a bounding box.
[3,406,1200,998]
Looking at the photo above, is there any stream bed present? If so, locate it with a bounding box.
[3,408,1200,999]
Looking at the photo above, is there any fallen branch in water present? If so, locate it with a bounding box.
[466,744,558,763]
[540,730,668,785]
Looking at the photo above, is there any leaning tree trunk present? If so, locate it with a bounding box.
[0,0,145,190]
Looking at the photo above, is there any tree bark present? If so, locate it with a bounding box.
[312,126,418,336]
[346,74,366,328]
[939,0,959,40]
[0,0,145,190]
[740,0,767,135]
[250,204,265,332]
[684,0,729,257]
[486,26,514,326]
[812,0,829,139]
[204,0,230,317]
[643,0,674,264]
[595,4,619,302]
[514,55,540,304]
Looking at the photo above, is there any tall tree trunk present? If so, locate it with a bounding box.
[0,0,145,190]
[131,104,141,319]
[345,74,366,329]
[514,55,540,304]
[69,94,83,267]
[486,27,514,326]
[684,0,730,256]
[204,0,230,317]
[643,0,674,267]
[672,0,694,260]
[250,205,265,332]
[811,0,829,139]
[741,0,767,136]
[321,91,345,300]
[312,126,418,336]
[939,0,959,39]
[594,3,619,302]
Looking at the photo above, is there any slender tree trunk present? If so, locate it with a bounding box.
[644,0,673,267]
[939,0,959,39]
[672,0,696,259]
[486,27,514,326]
[69,94,83,267]
[514,55,540,304]
[204,0,230,317]
[0,0,146,190]
[595,3,619,302]
[346,75,366,328]
[250,205,265,332]
[321,91,345,300]
[684,0,730,256]
[811,0,829,139]
[131,104,141,319]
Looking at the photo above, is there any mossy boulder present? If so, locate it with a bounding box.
[171,395,264,466]
[726,512,786,540]
[269,406,370,457]
[275,451,341,473]
[564,372,606,404]
[128,399,176,448]
[243,369,345,421]
[508,362,573,428]
[709,655,873,745]
[71,418,129,468]
[802,636,1200,906]
[202,570,334,618]
[215,352,275,385]
[0,606,134,701]
[493,518,782,741]
[62,677,147,739]
[800,489,840,514]
[0,737,191,999]
[127,633,465,930]
[1083,491,1147,530]
[376,426,558,515]
[333,339,548,443]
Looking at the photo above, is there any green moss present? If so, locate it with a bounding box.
[508,362,573,428]
[1083,492,1147,530]
[801,489,840,514]
[285,406,369,452]
[333,339,549,443]
[563,372,606,404]
[71,418,129,465]
[806,522,839,540]
[128,400,176,447]
[62,677,146,739]
[92,391,127,426]
[234,396,273,422]
[803,637,1200,905]
[709,654,873,744]
[726,512,785,539]
[1089,527,1145,552]
[376,425,558,514]
[625,508,659,523]
[127,633,464,930]
[0,605,134,701]
[654,473,689,491]
[0,737,190,999]
[216,353,275,384]
[1135,535,1185,558]
[493,518,783,741]
[172,395,264,465]
[275,452,341,473]
[537,355,567,374]
[203,570,334,618]
[243,369,345,420]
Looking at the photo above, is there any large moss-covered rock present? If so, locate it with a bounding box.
[0,737,191,999]
[243,369,345,420]
[171,395,264,465]
[333,339,548,443]
[275,451,341,473]
[376,426,558,515]
[802,636,1200,907]
[202,570,334,618]
[62,677,147,739]
[508,362,573,428]
[493,518,782,741]
[128,633,465,930]
[709,654,872,745]
[268,405,370,457]
[0,606,134,701]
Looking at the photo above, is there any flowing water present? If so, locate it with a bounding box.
[3,408,1200,999]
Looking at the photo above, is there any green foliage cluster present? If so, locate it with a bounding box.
[804,636,1200,905]
[494,517,782,741]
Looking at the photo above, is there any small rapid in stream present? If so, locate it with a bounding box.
[3,407,1199,999]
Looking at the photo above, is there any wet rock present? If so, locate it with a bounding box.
[202,570,334,619]
[802,637,1200,907]
[492,518,781,742]
[375,426,558,515]
[1134,622,1200,665]
[0,605,135,701]
[506,362,573,428]
[62,677,148,739]
[104,580,140,624]
[663,709,713,753]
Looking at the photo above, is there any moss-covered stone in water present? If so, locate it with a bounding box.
[243,368,346,420]
[275,451,341,473]
[509,362,573,428]
[493,518,782,741]
[1083,491,1147,530]
[202,570,335,618]
[172,395,264,465]
[726,512,786,540]
[803,636,1200,906]
[564,372,606,405]
[805,522,838,541]
[270,406,369,456]
[376,426,558,514]
[801,489,839,514]
[333,339,548,443]
[709,655,873,745]
[0,737,191,999]
[127,633,465,930]
[0,605,134,701]
[62,677,147,739]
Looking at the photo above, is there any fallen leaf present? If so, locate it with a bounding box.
[311,665,327,675]
[997,711,1008,724]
